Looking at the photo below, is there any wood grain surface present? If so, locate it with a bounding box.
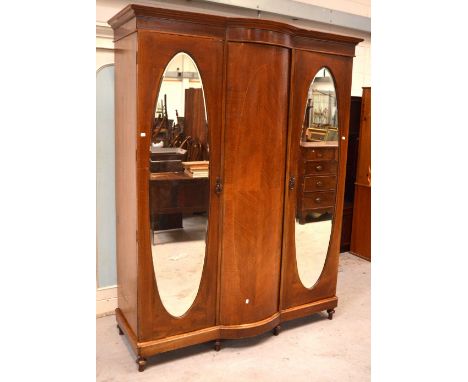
[110,4,361,367]
[220,42,289,325]
[114,32,138,335]
[136,31,224,341]
[280,49,353,310]
[350,87,371,261]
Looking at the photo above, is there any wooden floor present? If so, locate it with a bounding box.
[96,252,370,381]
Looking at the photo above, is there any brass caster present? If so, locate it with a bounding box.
[273,325,281,336]
[136,356,147,372]
[327,308,335,320]
[214,340,221,352]
[117,325,124,335]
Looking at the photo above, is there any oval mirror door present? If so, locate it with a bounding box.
[148,52,209,317]
[295,67,338,289]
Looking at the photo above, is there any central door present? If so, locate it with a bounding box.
[220,42,290,325]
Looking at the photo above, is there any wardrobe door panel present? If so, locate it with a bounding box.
[281,50,353,310]
[220,42,289,325]
[150,53,209,319]
[136,31,224,340]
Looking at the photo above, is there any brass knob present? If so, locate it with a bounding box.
[215,177,223,194]
[289,176,296,190]
[315,197,321,203]
[316,181,323,187]
[315,165,323,171]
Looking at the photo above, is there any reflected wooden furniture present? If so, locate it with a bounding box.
[184,89,207,148]
[149,172,209,233]
[350,87,371,261]
[297,141,338,224]
[110,4,361,371]
[340,96,362,252]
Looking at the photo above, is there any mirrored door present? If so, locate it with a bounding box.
[295,67,338,289]
[137,31,224,339]
[280,50,353,311]
[149,52,210,317]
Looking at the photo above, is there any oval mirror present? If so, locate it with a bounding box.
[295,67,338,289]
[148,52,209,317]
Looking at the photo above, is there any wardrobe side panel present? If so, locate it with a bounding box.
[350,87,371,261]
[115,33,139,334]
[220,42,289,325]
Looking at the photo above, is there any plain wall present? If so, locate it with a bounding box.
[96,64,116,288]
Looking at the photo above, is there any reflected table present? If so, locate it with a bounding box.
[149,172,209,239]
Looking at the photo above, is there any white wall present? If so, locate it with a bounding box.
[96,28,116,291]
[156,53,203,122]
[294,0,370,17]
[157,78,203,122]
[351,36,371,96]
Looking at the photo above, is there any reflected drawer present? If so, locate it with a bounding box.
[302,191,336,209]
[302,147,337,161]
[304,160,337,175]
[303,175,337,192]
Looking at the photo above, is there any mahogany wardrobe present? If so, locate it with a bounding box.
[109,4,362,371]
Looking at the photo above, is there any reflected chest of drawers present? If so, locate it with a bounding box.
[297,142,339,224]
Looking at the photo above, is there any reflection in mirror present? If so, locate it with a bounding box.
[296,67,338,289]
[148,53,209,317]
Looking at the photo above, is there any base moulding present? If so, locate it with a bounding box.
[116,296,338,360]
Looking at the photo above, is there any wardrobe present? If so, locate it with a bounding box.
[350,87,371,260]
[109,4,362,371]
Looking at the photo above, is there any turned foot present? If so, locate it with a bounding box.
[136,356,147,372]
[117,325,124,335]
[273,325,281,336]
[214,340,221,352]
[327,308,335,320]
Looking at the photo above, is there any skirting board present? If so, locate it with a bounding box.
[96,286,117,317]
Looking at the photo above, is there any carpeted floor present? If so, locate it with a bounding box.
[96,252,370,381]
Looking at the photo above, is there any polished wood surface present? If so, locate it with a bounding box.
[302,191,336,209]
[184,88,208,158]
[297,147,338,222]
[149,173,208,211]
[340,201,354,252]
[109,4,362,57]
[350,87,371,261]
[304,159,338,174]
[304,175,337,192]
[301,146,338,160]
[354,88,371,188]
[110,4,361,370]
[116,295,337,360]
[136,31,224,341]
[350,186,371,260]
[281,49,353,310]
[114,32,138,335]
[220,42,289,325]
